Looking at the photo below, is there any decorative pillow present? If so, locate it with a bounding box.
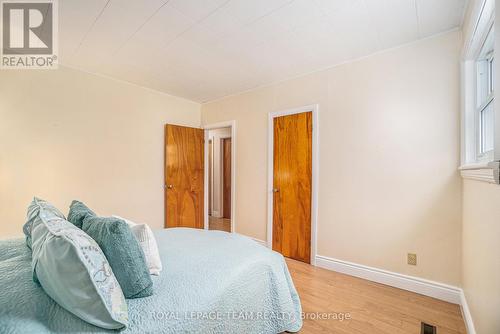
[67,200,96,228]
[82,215,153,299]
[24,199,65,250]
[23,198,128,329]
[113,215,163,276]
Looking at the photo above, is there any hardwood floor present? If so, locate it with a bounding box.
[209,216,231,232]
[286,258,466,334]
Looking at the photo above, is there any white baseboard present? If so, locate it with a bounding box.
[460,290,477,334]
[315,255,462,304]
[252,238,268,247]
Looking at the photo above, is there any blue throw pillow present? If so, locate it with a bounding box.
[82,215,153,299]
[23,198,128,329]
[67,200,95,228]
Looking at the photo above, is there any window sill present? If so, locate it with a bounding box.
[459,161,500,184]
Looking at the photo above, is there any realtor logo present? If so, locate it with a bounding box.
[1,0,58,69]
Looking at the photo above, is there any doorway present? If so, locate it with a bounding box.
[207,127,232,232]
[267,105,318,265]
[165,122,236,232]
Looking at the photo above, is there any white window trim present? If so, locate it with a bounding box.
[459,161,500,183]
[460,0,498,183]
[476,33,494,161]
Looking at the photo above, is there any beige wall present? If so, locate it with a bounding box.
[0,66,200,237]
[462,179,500,334]
[459,2,500,333]
[202,31,463,285]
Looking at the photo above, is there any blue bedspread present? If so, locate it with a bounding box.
[0,228,302,333]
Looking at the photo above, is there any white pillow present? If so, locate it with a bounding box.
[112,215,163,276]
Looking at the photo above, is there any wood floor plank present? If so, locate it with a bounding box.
[208,216,231,232]
[286,258,466,334]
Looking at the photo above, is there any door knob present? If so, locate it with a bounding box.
[273,188,280,193]
[166,184,173,189]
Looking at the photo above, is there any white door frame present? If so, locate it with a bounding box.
[267,104,319,265]
[203,121,236,233]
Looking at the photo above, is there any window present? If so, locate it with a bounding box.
[476,26,494,159]
[460,0,499,183]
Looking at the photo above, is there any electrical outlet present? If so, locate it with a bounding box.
[407,253,417,266]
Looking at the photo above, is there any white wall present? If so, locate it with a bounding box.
[208,127,231,217]
[202,31,463,285]
[458,2,500,334]
[0,66,201,237]
[462,179,500,334]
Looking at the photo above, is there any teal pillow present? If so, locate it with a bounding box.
[67,200,96,228]
[82,215,153,299]
[23,198,128,329]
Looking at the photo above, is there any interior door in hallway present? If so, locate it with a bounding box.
[165,124,204,229]
[222,138,231,219]
[272,112,312,264]
[208,139,213,215]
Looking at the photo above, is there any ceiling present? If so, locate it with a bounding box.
[59,0,468,103]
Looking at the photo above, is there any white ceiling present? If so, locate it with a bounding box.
[59,0,467,103]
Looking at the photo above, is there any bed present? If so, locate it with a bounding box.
[0,228,303,333]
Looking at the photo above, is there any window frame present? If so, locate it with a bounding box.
[460,0,499,184]
[475,26,494,161]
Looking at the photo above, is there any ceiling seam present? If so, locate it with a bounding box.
[182,0,296,82]
[69,0,112,61]
[459,0,471,28]
[414,0,421,38]
[128,0,237,94]
[214,0,295,43]
[111,0,172,57]
[161,0,233,51]
[361,0,382,50]
[131,0,234,80]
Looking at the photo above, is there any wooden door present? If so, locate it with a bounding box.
[165,124,204,229]
[222,138,231,219]
[273,112,312,263]
[208,139,213,215]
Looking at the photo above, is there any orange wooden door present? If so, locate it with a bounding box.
[165,124,204,229]
[222,138,231,219]
[273,112,312,263]
[208,139,213,215]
